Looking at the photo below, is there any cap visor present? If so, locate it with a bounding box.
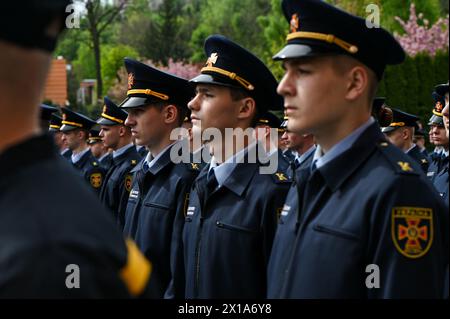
[97,117,120,126]
[60,124,78,132]
[119,97,150,109]
[189,74,242,89]
[381,126,397,133]
[428,115,444,126]
[273,44,335,61]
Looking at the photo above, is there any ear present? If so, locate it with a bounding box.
[78,130,86,141]
[344,66,368,101]
[237,97,256,121]
[118,125,127,137]
[164,104,178,125]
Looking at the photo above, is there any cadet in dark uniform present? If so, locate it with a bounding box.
[432,84,449,204]
[40,104,58,131]
[382,108,429,173]
[414,127,429,157]
[269,0,447,298]
[280,117,316,178]
[120,58,200,298]
[0,1,151,297]
[88,127,113,170]
[254,112,290,174]
[427,92,449,181]
[98,96,142,230]
[182,35,291,299]
[49,113,72,160]
[60,108,106,194]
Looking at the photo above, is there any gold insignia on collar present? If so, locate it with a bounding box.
[128,73,134,90]
[392,207,433,258]
[290,13,299,33]
[191,163,199,170]
[206,53,218,67]
[380,142,389,147]
[421,159,428,164]
[397,161,413,172]
[275,172,288,181]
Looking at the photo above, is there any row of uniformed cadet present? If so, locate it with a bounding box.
[3,0,448,298]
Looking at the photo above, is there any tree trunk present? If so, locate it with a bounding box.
[92,28,102,106]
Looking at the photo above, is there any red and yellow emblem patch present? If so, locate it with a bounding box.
[391,207,433,259]
[435,101,443,113]
[90,173,103,189]
[125,174,133,193]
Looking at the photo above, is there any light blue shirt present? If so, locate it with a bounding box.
[113,143,134,158]
[71,148,90,164]
[312,117,375,169]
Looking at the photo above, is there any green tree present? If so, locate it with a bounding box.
[101,44,138,95]
[258,0,286,80]
[189,0,271,62]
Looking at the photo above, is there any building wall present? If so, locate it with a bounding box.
[43,58,67,106]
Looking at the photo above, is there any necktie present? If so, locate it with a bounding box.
[310,159,318,173]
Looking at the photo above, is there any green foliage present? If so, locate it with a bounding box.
[189,0,271,62]
[101,44,138,95]
[258,0,286,80]
[378,50,449,124]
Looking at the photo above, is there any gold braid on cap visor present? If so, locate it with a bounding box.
[127,89,169,101]
[287,31,359,54]
[101,113,124,124]
[201,66,255,91]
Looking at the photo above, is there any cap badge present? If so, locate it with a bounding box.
[290,14,299,33]
[206,53,218,67]
[128,73,134,90]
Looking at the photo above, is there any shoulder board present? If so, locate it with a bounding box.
[377,142,420,176]
[271,171,291,184]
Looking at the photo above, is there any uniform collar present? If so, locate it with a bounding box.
[145,141,178,175]
[71,148,91,165]
[206,142,260,196]
[315,121,386,192]
[113,143,134,158]
[313,117,375,170]
[405,143,417,154]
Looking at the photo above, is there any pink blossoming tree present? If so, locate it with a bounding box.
[394,3,449,57]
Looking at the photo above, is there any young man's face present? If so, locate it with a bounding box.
[443,102,449,139]
[385,128,406,150]
[100,125,121,150]
[188,84,242,137]
[429,124,449,147]
[277,56,347,135]
[125,104,166,148]
[62,130,81,151]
